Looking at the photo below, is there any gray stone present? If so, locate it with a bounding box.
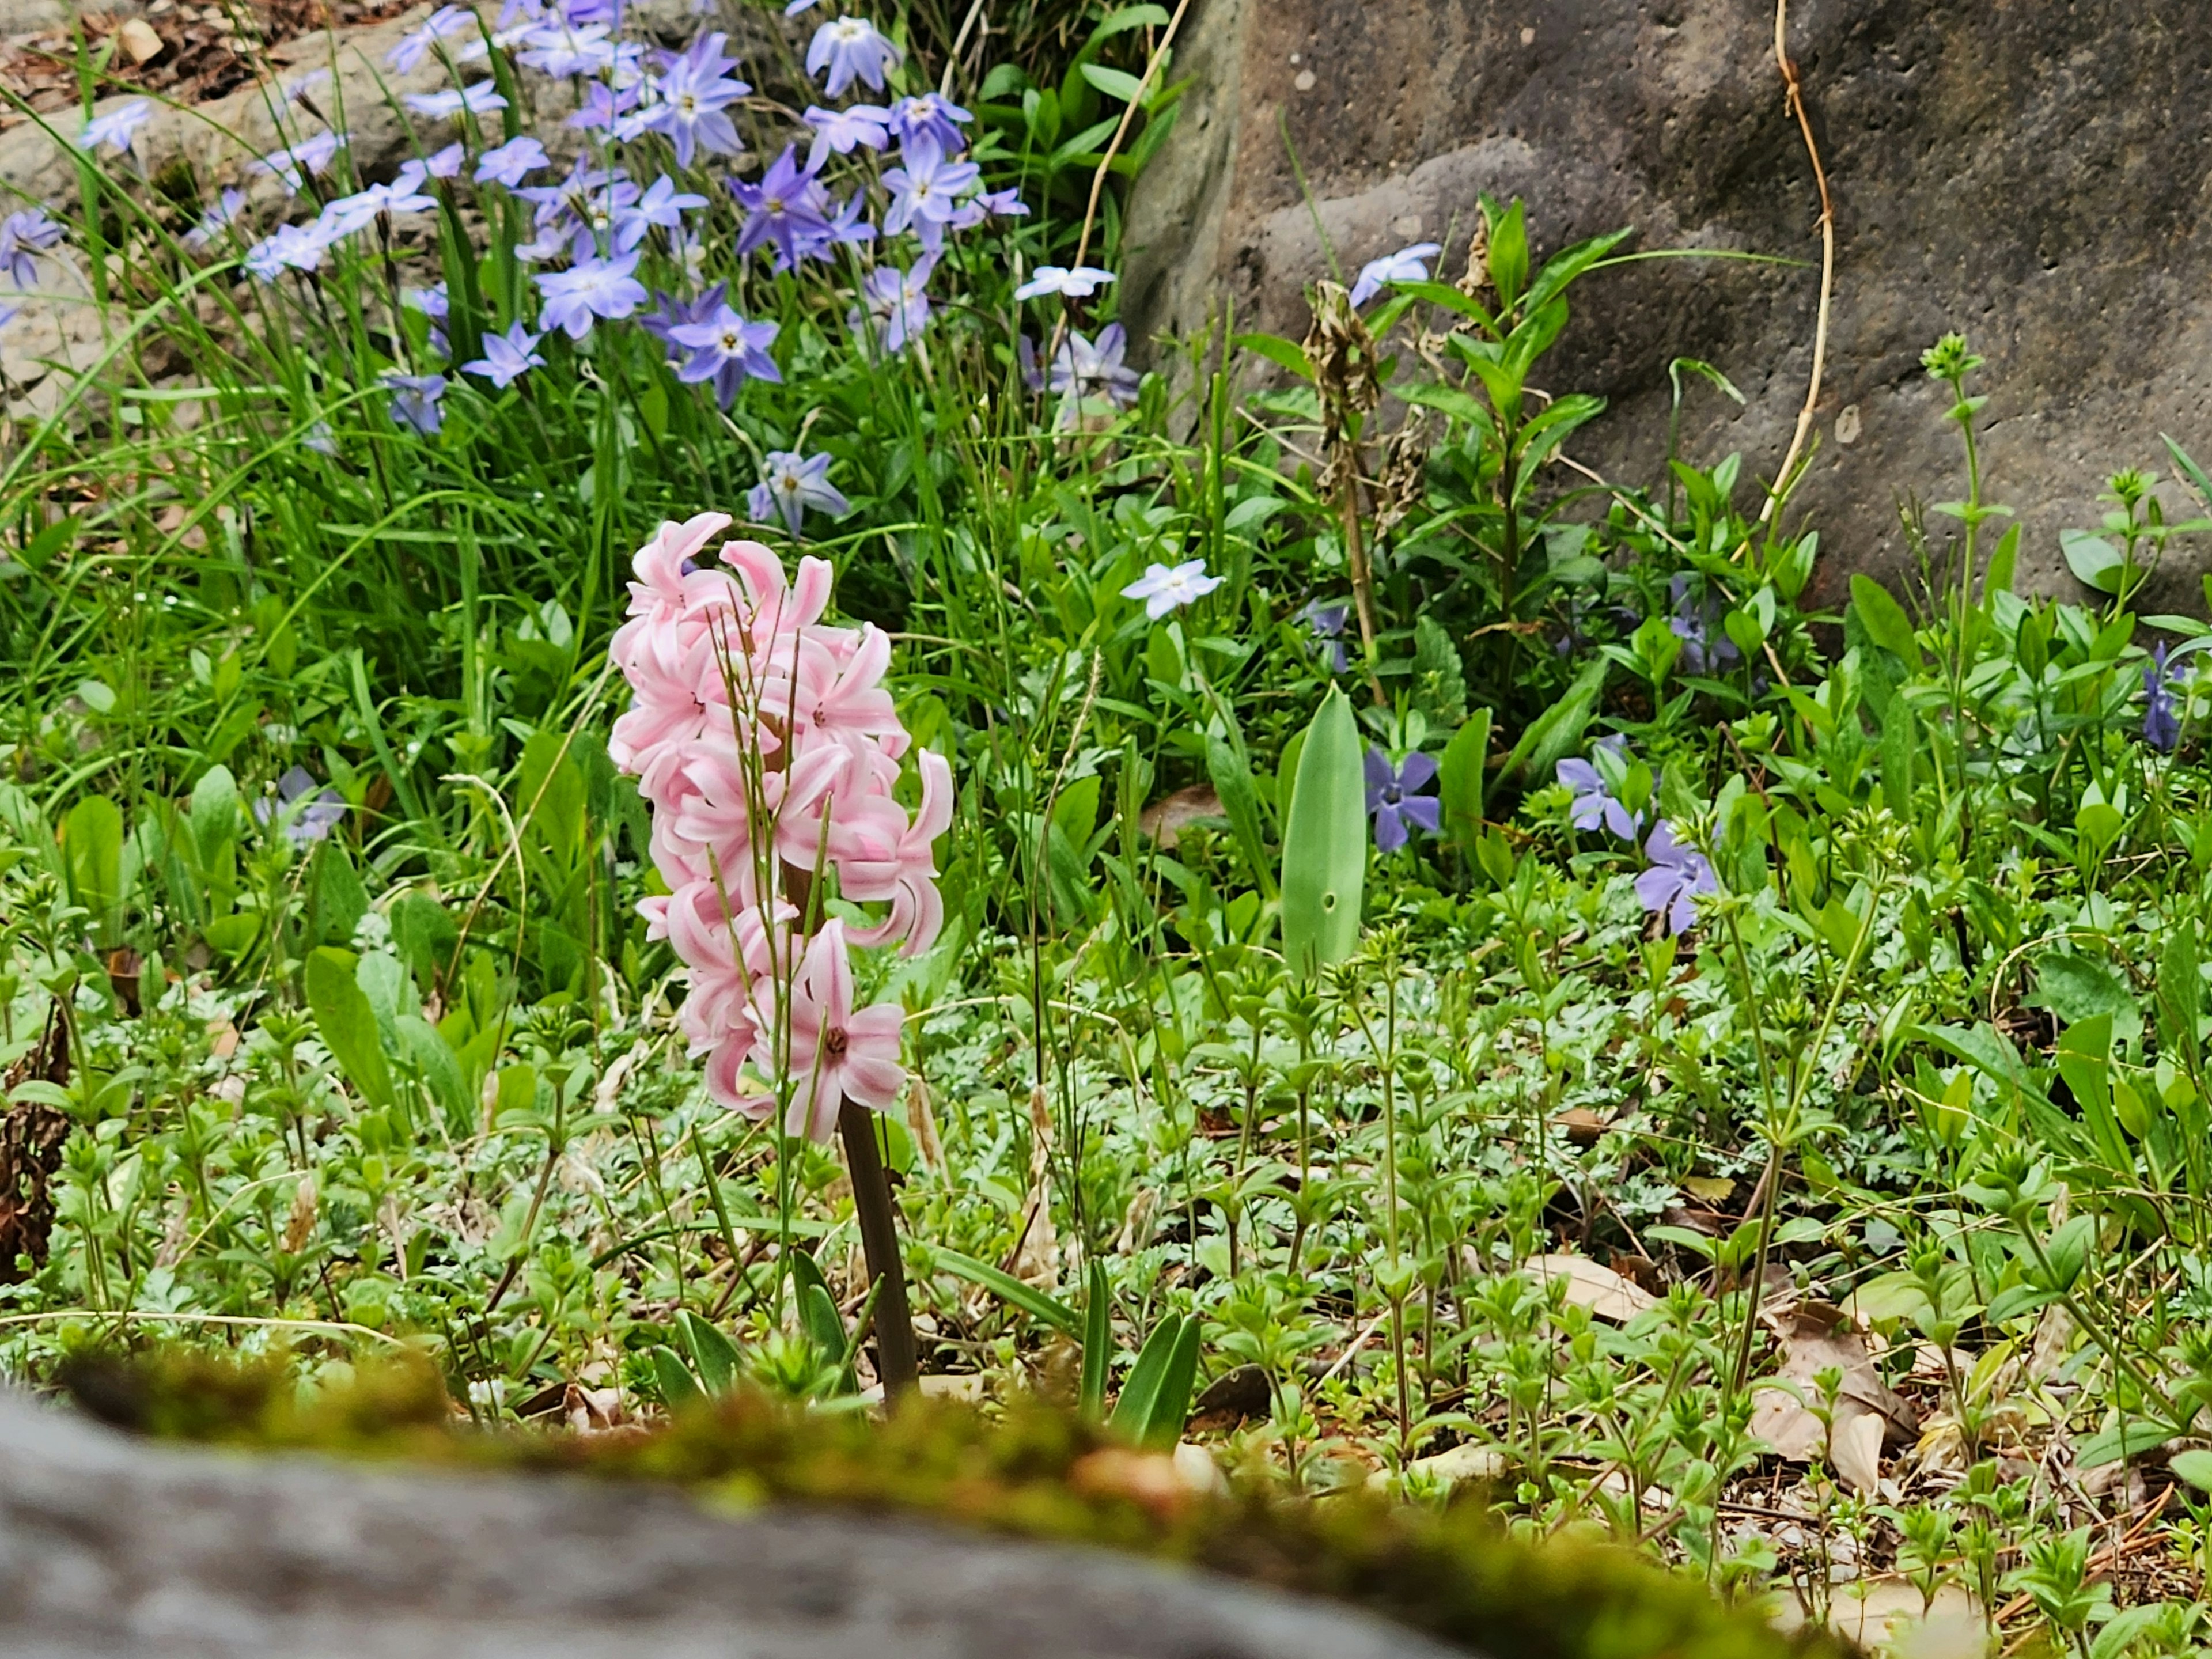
[0,1391,1463,1658]
[1123,0,2212,610]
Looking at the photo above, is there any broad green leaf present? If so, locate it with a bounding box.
[2170,1449,2212,1492]
[1232,331,1316,382]
[1524,226,1637,313]
[1279,685,1366,978]
[1110,1313,1196,1446]
[1485,196,1528,309]
[60,796,124,944]
[1205,733,1276,898]
[1849,574,1923,667]
[1079,63,1146,104]
[305,946,395,1111]
[676,1309,740,1394]
[2060,528,2125,594]
[1501,655,1608,789]
[1437,710,1491,849]
[650,1346,702,1408]
[2074,1416,2173,1471]
[1080,1256,1111,1422]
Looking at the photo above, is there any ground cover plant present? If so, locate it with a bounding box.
[11,0,2212,1653]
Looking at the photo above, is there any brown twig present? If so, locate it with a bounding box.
[1759,0,1835,530]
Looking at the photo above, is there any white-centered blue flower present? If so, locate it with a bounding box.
[77,99,151,156]
[1348,240,1442,307]
[1121,558,1224,620]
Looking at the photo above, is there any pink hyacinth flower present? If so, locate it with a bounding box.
[775,919,905,1141]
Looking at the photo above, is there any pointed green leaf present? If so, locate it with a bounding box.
[305,946,394,1111]
[1279,685,1366,978]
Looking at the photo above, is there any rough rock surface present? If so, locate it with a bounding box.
[0,1391,1464,1658]
[1124,0,2212,607]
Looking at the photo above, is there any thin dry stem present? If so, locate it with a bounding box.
[1759,0,1835,531]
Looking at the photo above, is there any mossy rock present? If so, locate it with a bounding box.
[43,1353,1836,1659]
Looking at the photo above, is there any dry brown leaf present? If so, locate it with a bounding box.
[1137,783,1224,848]
[1522,1253,1658,1323]
[1746,1302,1918,1488]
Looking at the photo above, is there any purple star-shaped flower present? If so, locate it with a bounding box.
[476,135,550,187]
[639,282,727,360]
[730,145,832,267]
[1048,324,1139,420]
[802,103,890,169]
[641,30,748,165]
[882,134,980,252]
[1668,575,1740,676]
[849,255,934,353]
[534,251,646,339]
[747,449,849,536]
[461,319,547,389]
[888,92,971,156]
[0,209,64,285]
[669,302,781,407]
[382,372,449,436]
[1365,748,1440,853]
[1348,241,1441,307]
[613,174,707,252]
[77,99,151,156]
[1301,601,1349,673]
[1635,821,1716,935]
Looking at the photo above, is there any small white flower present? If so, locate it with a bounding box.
[1120,558,1224,620]
[1014,264,1116,302]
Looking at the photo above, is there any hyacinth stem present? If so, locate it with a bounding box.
[838,1094,919,1396]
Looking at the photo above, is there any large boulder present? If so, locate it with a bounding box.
[1123,0,2212,608]
[0,1390,1459,1658]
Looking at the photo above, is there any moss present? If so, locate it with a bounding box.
[65,1352,1836,1659]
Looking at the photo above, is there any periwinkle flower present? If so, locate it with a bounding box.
[77,99,151,156]
[748,449,849,535]
[669,302,781,407]
[641,31,748,165]
[1365,748,1441,853]
[1348,241,1441,307]
[382,372,449,435]
[2145,641,2183,753]
[254,767,347,846]
[516,20,617,76]
[1120,558,1222,620]
[243,220,338,281]
[386,4,473,71]
[1015,264,1115,302]
[1634,821,1715,935]
[641,282,727,359]
[806,15,902,98]
[613,175,707,252]
[1556,739,1641,840]
[535,251,646,338]
[1301,600,1349,672]
[1668,575,1741,676]
[460,320,546,389]
[424,141,466,179]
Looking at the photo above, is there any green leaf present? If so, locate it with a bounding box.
[676,1309,740,1395]
[1848,574,1923,667]
[1523,226,1637,313]
[1485,197,1528,309]
[930,1247,1081,1335]
[2074,1416,2174,1471]
[1385,280,1499,334]
[59,796,124,945]
[2061,528,2125,594]
[650,1346,702,1408]
[1079,63,1146,104]
[305,838,368,948]
[1109,1313,1199,1448]
[2169,1449,2212,1493]
[1437,710,1491,849]
[1232,331,1316,382]
[1080,1256,1111,1423]
[1087,2,1172,41]
[1279,685,1366,978]
[1205,730,1277,899]
[305,946,394,1111]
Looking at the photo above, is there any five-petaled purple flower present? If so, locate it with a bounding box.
[0,209,63,285]
[669,301,781,407]
[1302,600,1349,672]
[1668,576,1741,676]
[254,767,347,847]
[1365,748,1441,853]
[1635,821,1715,935]
[748,449,849,535]
[802,103,891,168]
[888,93,971,154]
[881,134,980,252]
[461,320,546,389]
[1048,324,1140,420]
[2145,641,2184,753]
[851,255,935,353]
[641,30,749,165]
[806,15,902,98]
[77,99,151,156]
[1556,738,1642,840]
[730,146,832,267]
[476,135,550,187]
[382,372,449,436]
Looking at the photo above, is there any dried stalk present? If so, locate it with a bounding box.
[1759,0,1835,529]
